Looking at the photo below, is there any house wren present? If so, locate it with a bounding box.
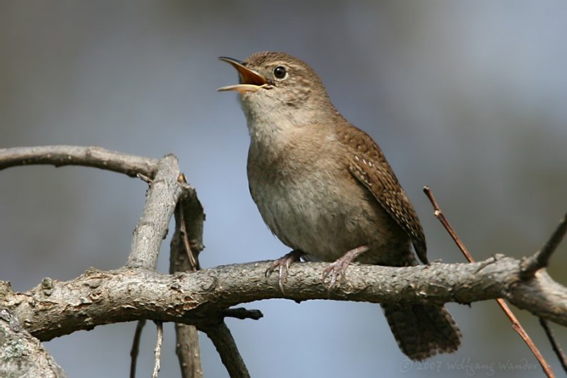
[218,51,461,361]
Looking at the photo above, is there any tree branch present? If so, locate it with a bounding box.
[169,181,205,378]
[202,322,250,378]
[521,211,567,279]
[152,321,163,378]
[0,145,159,178]
[170,185,251,376]
[126,154,184,270]
[173,323,202,378]
[0,308,66,377]
[540,318,567,373]
[0,145,213,374]
[223,308,263,321]
[424,186,554,376]
[129,319,146,378]
[1,256,565,343]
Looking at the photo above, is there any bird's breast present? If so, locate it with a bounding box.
[247,139,390,262]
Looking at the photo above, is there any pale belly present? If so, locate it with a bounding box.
[248,165,409,265]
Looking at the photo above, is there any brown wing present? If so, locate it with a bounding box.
[339,125,428,264]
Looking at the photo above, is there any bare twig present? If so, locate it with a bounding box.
[127,154,184,270]
[423,186,554,378]
[202,322,250,378]
[152,321,163,378]
[129,319,146,378]
[539,318,567,374]
[422,187,475,262]
[521,212,567,279]
[0,145,159,178]
[223,308,263,321]
[524,213,567,372]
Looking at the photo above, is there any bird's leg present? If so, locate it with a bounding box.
[323,245,370,290]
[265,249,305,293]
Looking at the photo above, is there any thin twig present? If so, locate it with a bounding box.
[525,213,567,371]
[0,145,159,178]
[423,186,554,378]
[422,187,475,262]
[152,321,163,378]
[521,212,567,279]
[539,318,567,374]
[223,308,264,320]
[129,319,146,378]
[202,322,250,378]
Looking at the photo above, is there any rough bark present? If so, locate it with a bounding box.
[126,154,183,270]
[169,187,206,378]
[0,307,66,378]
[0,256,565,344]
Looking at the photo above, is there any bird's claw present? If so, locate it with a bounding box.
[322,259,350,290]
[322,245,370,291]
[265,250,304,293]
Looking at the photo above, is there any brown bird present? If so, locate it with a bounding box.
[218,51,461,361]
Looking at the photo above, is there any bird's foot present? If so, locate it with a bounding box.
[265,250,305,293]
[322,246,369,290]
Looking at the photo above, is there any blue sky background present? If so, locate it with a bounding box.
[1,1,566,377]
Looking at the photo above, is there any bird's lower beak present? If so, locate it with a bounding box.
[217,57,268,93]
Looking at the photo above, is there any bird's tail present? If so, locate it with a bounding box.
[382,303,461,361]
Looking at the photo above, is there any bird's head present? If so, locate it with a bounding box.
[218,52,337,127]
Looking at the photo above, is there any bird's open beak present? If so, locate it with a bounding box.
[217,57,268,93]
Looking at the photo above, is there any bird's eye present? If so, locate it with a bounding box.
[273,66,287,79]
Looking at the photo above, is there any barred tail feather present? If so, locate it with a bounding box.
[382,303,461,361]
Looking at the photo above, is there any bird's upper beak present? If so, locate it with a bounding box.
[217,57,268,93]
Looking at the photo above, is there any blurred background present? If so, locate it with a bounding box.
[1,1,566,377]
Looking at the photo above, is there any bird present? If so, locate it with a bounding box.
[218,51,461,361]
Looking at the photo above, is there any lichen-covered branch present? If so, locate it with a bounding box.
[0,308,66,377]
[1,255,565,343]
